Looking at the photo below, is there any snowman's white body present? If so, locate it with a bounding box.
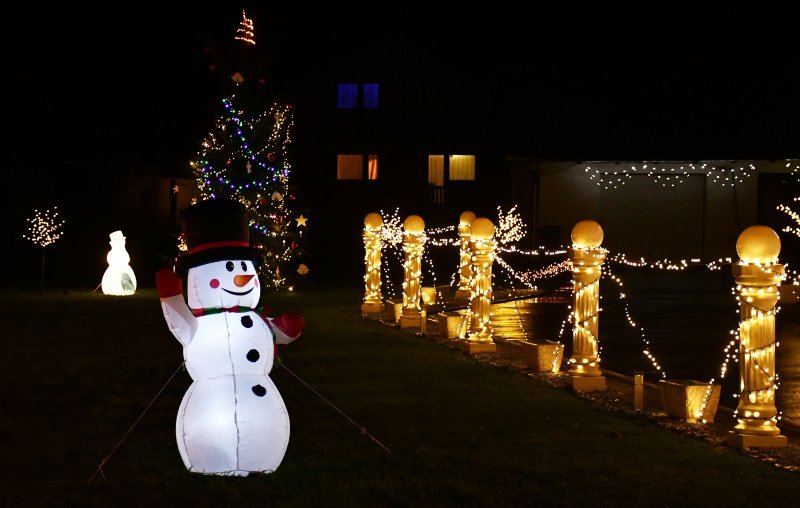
[161,260,295,476]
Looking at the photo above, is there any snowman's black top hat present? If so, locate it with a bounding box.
[175,199,261,275]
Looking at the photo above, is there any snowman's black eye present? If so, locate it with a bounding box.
[241,261,248,272]
[225,261,234,272]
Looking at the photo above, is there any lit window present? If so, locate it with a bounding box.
[337,154,363,179]
[428,155,444,186]
[368,154,379,180]
[337,84,358,109]
[363,84,379,109]
[449,155,475,180]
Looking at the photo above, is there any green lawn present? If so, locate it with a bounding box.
[1,287,797,507]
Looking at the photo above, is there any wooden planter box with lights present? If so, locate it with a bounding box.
[520,340,564,372]
[658,380,721,423]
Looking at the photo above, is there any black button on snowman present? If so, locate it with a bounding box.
[157,199,304,476]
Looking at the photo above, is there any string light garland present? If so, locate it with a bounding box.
[603,265,666,378]
[584,161,758,190]
[777,196,800,238]
[787,160,799,182]
[455,211,476,296]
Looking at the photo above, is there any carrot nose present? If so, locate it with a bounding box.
[234,274,255,287]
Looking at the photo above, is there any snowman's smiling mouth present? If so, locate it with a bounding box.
[222,287,254,296]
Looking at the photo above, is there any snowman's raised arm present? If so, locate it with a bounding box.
[268,312,305,345]
[157,267,197,346]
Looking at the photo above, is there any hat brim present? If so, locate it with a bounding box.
[175,246,262,276]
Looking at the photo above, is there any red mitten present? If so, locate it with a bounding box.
[271,312,305,339]
[156,266,183,298]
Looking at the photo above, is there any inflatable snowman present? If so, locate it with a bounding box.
[156,199,304,476]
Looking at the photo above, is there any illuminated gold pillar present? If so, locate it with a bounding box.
[455,211,477,299]
[728,225,787,449]
[566,220,607,392]
[462,218,497,354]
[399,215,426,329]
[361,213,385,315]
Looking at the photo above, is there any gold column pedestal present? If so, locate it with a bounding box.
[727,259,787,450]
[462,218,496,355]
[455,211,476,300]
[566,240,606,392]
[400,216,426,329]
[361,214,384,315]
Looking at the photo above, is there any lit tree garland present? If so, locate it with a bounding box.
[191,13,302,291]
[234,10,255,46]
[23,208,66,292]
[495,205,527,245]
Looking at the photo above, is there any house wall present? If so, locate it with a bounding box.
[536,160,791,261]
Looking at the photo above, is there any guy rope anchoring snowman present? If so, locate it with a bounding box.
[156,199,305,476]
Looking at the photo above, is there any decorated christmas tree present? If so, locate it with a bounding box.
[190,11,306,291]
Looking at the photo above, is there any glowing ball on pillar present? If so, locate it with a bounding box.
[571,220,604,248]
[101,231,137,295]
[364,212,383,229]
[736,225,781,264]
[404,215,425,233]
[156,199,305,476]
[459,211,477,226]
[470,218,495,240]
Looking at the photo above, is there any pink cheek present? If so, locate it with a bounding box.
[209,279,220,289]
[255,278,259,288]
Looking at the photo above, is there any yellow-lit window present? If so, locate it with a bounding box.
[449,155,475,180]
[337,154,363,180]
[368,154,379,180]
[428,155,444,186]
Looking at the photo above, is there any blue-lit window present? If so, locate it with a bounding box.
[362,83,379,109]
[337,84,358,109]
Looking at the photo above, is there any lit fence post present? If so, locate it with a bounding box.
[455,211,477,299]
[463,218,497,354]
[361,213,385,315]
[728,225,787,450]
[399,215,426,329]
[566,220,607,392]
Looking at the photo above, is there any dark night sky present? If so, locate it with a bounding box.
[3,6,799,203]
[5,6,799,168]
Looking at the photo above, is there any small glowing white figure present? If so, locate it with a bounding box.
[102,231,137,295]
